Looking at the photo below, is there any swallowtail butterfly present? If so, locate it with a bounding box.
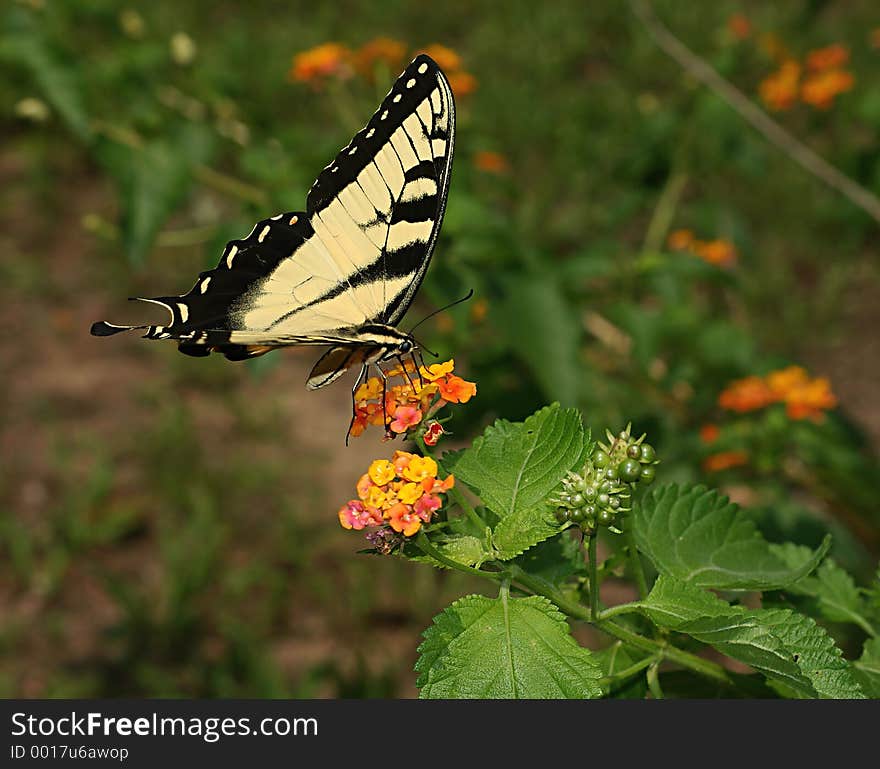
[92,54,455,425]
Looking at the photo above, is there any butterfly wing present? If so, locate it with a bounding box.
[91,54,455,362]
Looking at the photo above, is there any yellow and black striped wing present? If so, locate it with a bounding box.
[91,54,455,361]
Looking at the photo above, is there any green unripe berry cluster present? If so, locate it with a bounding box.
[551,424,660,535]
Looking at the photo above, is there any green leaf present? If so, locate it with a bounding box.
[1,10,92,141]
[853,638,880,699]
[444,404,589,559]
[592,643,650,699]
[644,577,864,699]
[409,533,489,569]
[496,273,581,405]
[416,593,602,699]
[102,124,215,265]
[634,484,830,590]
[771,543,876,636]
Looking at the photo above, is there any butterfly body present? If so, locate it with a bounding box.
[91,54,455,398]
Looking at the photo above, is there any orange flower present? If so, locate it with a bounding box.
[473,150,509,174]
[288,43,354,85]
[470,297,489,323]
[693,239,737,267]
[667,229,694,251]
[356,37,406,77]
[806,44,849,72]
[423,420,446,447]
[718,376,777,413]
[700,424,720,444]
[386,502,423,536]
[871,28,880,50]
[759,59,801,111]
[727,14,752,41]
[766,365,809,397]
[784,377,837,421]
[703,451,749,472]
[801,68,854,109]
[438,374,477,404]
[448,71,478,97]
[417,44,462,72]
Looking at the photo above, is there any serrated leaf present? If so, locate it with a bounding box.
[644,577,864,698]
[512,533,587,585]
[634,484,830,590]
[416,593,602,699]
[853,638,880,698]
[409,534,488,569]
[496,274,581,405]
[444,404,589,559]
[771,543,876,635]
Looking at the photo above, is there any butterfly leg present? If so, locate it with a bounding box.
[409,351,424,389]
[396,355,418,394]
[345,362,370,446]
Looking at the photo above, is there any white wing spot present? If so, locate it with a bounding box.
[226,245,238,268]
[406,78,416,88]
[380,110,389,120]
[177,303,190,323]
[199,277,211,294]
[331,167,339,173]
[366,128,375,138]
[418,63,428,74]
[258,225,271,242]
[289,214,298,225]
[348,145,357,155]
[393,94,402,103]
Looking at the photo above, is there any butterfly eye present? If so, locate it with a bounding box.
[399,340,413,354]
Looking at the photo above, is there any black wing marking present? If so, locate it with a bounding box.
[91,54,455,360]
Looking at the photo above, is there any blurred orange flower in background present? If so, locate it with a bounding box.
[758,43,854,111]
[355,37,407,77]
[667,229,737,267]
[473,150,509,174]
[806,44,849,71]
[718,366,837,421]
[759,59,801,110]
[727,14,752,41]
[417,44,462,72]
[700,423,720,444]
[447,70,478,97]
[288,42,354,85]
[703,451,749,472]
[871,28,880,49]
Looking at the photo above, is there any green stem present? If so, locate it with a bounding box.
[505,563,732,686]
[597,601,644,621]
[647,661,664,699]
[588,534,600,620]
[599,653,660,690]
[414,531,502,581]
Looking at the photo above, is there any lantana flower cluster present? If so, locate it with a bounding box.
[350,358,476,442]
[338,452,455,540]
[288,39,478,97]
[759,43,855,111]
[667,229,737,268]
[718,365,837,422]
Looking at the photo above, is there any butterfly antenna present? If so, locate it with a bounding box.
[407,288,475,335]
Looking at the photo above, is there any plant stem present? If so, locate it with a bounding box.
[597,602,644,621]
[505,563,732,686]
[413,531,502,581]
[647,661,664,699]
[588,534,600,620]
[599,653,660,690]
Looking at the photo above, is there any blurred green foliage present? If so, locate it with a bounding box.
[1,0,878,696]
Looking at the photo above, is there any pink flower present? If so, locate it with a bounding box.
[389,404,422,433]
[338,500,383,530]
[414,493,442,522]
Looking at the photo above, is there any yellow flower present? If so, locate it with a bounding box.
[364,484,388,510]
[355,377,384,402]
[759,59,801,111]
[397,482,424,505]
[401,455,438,483]
[368,459,396,486]
[420,359,455,381]
[766,366,809,397]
